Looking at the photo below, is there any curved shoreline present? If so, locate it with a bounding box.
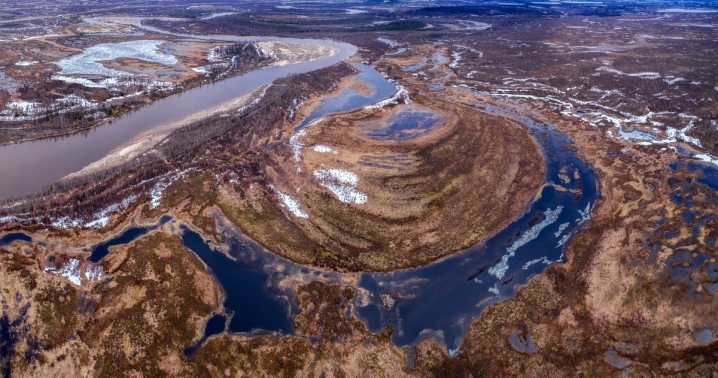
[0,19,357,201]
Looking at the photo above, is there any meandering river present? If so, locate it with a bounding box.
[0,19,601,354]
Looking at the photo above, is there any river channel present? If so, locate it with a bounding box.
[0,20,356,201]
[0,20,600,355]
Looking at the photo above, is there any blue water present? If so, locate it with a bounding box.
[0,233,31,247]
[354,100,599,351]
[39,66,600,354]
[365,107,443,141]
[183,313,227,356]
[88,215,171,262]
[295,63,397,131]
[180,226,292,335]
[204,314,227,336]
[670,160,718,191]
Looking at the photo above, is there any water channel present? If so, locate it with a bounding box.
[0,20,602,355]
[0,20,356,201]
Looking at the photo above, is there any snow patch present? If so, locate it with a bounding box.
[85,264,104,281]
[364,85,410,110]
[55,40,177,77]
[269,185,309,218]
[693,153,718,167]
[313,168,368,204]
[15,60,38,66]
[312,145,338,154]
[44,258,82,285]
[522,256,553,270]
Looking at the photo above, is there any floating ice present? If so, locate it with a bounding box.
[55,40,177,77]
[488,206,563,279]
[577,203,591,222]
[554,222,570,238]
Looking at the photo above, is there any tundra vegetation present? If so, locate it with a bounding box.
[1,0,718,376]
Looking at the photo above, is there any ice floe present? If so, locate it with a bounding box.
[55,40,177,77]
[577,203,592,222]
[488,206,563,280]
[522,256,553,270]
[554,222,570,238]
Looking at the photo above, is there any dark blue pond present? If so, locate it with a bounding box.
[181,226,292,335]
[0,233,31,247]
[88,215,171,262]
[670,160,718,191]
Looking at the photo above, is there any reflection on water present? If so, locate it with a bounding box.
[295,63,396,131]
[364,106,443,141]
[356,101,600,351]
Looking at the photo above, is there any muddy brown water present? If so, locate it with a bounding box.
[0,33,355,201]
